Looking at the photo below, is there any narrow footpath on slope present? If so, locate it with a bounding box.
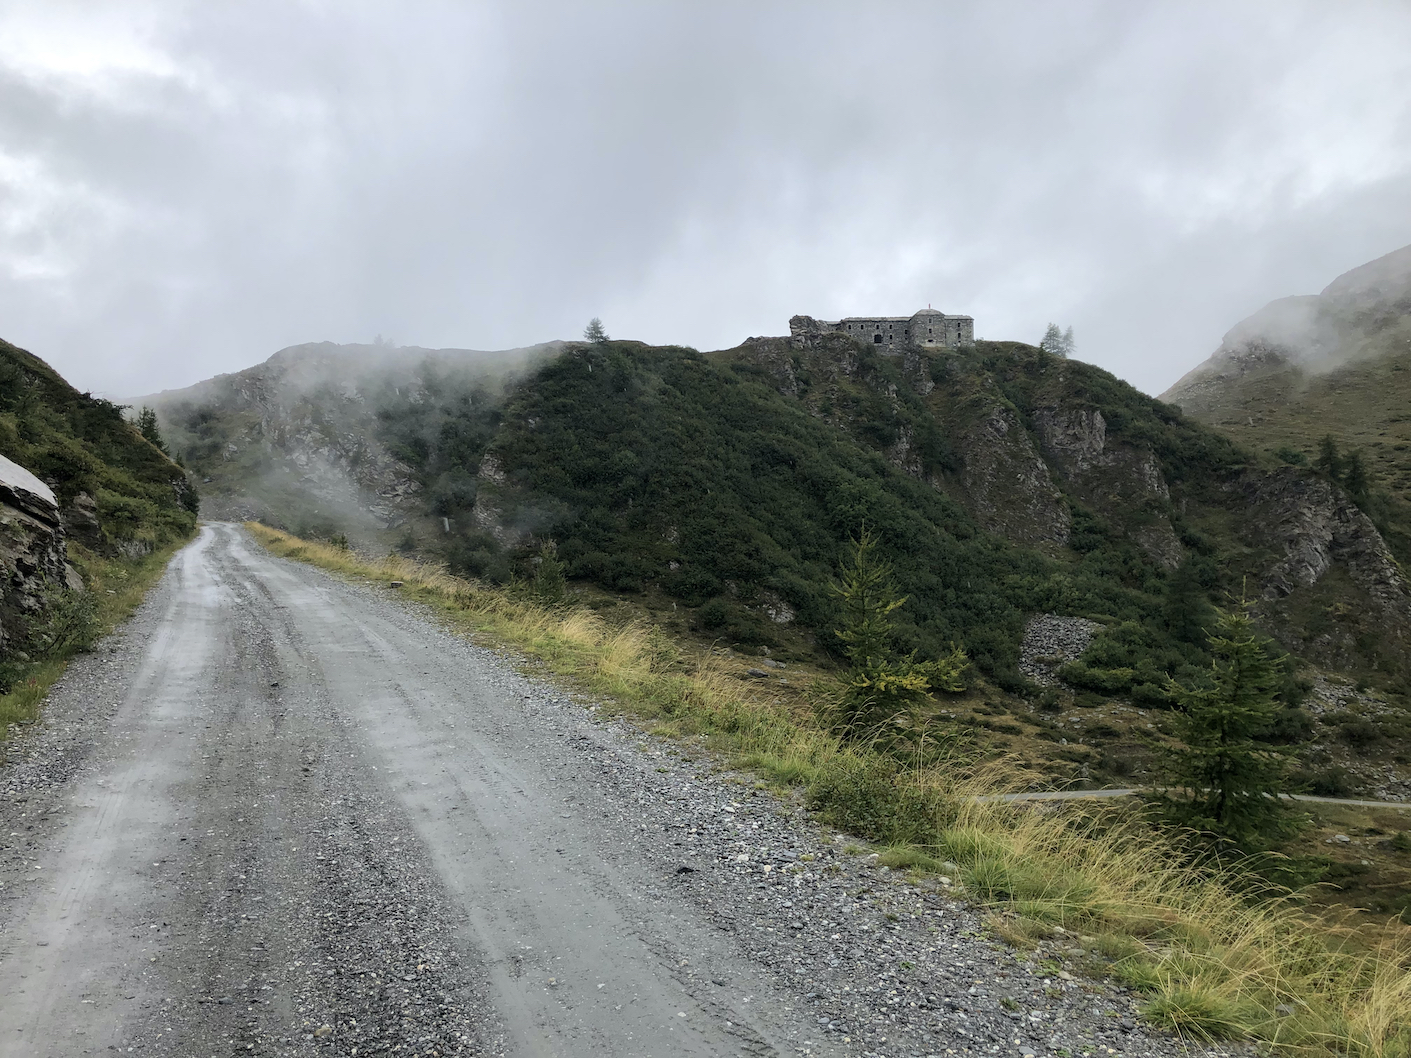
[0,524,1236,1058]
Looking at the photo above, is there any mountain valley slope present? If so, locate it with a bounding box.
[142,324,1411,797]
[1162,242,1411,564]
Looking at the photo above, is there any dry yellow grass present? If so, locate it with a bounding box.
[247,522,1411,1056]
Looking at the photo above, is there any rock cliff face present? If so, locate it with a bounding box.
[142,342,556,545]
[1240,469,1405,605]
[0,454,82,656]
[957,402,1070,548]
[738,336,1194,561]
[141,344,425,536]
[1032,406,1183,568]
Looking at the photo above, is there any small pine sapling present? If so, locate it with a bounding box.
[828,528,966,739]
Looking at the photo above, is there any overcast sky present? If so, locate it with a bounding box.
[2,1,1409,399]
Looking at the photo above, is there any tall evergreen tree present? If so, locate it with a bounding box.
[583,317,609,343]
[1342,449,1370,502]
[1162,602,1297,846]
[1039,323,1074,358]
[135,406,168,455]
[531,540,567,602]
[1162,556,1215,645]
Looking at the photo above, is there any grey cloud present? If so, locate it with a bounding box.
[1,0,1409,397]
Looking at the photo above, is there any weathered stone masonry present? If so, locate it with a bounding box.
[788,307,975,352]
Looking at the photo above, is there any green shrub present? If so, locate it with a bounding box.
[806,752,954,846]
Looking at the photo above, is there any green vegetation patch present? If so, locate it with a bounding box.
[0,338,198,550]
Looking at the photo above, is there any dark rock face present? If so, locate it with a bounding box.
[1240,468,1411,618]
[1234,467,1411,669]
[957,403,1071,548]
[0,454,82,656]
[60,491,102,550]
[1032,406,1183,568]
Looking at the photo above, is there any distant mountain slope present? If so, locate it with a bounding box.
[1161,243,1411,561]
[154,333,1411,700]
[138,341,559,543]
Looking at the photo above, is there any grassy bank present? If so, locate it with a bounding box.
[248,522,1411,1057]
[0,538,189,734]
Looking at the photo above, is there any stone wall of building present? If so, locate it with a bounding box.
[789,308,974,352]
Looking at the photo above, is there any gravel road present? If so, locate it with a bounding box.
[0,524,1235,1058]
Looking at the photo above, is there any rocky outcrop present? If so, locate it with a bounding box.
[1033,406,1183,568]
[1239,468,1411,621]
[1,455,83,656]
[60,491,101,550]
[957,404,1070,548]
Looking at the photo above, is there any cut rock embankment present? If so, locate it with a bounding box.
[0,525,1237,1058]
[0,453,83,655]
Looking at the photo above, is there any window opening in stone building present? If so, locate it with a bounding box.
[873,334,883,343]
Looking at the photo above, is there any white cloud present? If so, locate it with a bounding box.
[0,0,1408,397]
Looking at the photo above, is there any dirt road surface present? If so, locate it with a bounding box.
[0,525,1226,1058]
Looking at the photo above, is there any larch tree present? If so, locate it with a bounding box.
[1161,601,1298,846]
[828,528,967,739]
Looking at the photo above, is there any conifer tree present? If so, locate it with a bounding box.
[829,528,966,738]
[1162,557,1214,645]
[1342,449,1370,502]
[583,317,609,344]
[1162,602,1296,845]
[135,406,168,455]
[1039,323,1074,358]
[531,540,567,603]
[1314,434,1341,480]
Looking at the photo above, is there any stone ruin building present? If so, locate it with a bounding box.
[788,307,974,352]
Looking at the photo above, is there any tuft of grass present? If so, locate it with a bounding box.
[986,913,1053,949]
[879,846,947,872]
[248,522,1411,1057]
[0,660,65,729]
[1142,985,1251,1042]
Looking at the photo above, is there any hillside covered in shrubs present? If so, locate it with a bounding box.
[148,332,1411,717]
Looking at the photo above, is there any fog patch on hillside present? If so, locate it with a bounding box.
[1169,243,1411,404]
[140,340,563,547]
